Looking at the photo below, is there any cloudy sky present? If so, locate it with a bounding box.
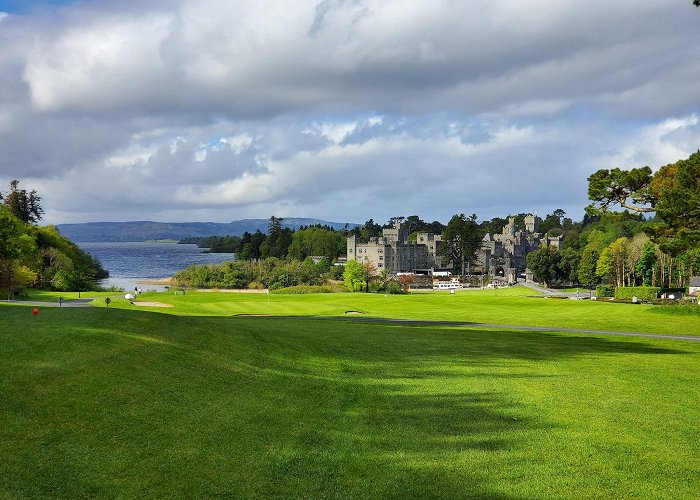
[0,0,698,225]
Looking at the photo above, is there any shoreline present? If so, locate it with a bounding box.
[135,277,175,285]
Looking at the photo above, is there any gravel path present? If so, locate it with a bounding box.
[243,315,700,343]
[0,298,94,308]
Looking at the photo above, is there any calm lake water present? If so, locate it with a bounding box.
[78,241,235,291]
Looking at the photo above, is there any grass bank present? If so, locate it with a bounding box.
[1,305,698,498]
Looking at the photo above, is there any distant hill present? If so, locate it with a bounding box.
[57,218,358,242]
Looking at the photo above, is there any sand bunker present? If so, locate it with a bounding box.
[133,301,174,308]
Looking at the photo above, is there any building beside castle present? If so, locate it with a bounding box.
[476,214,562,284]
[347,222,444,274]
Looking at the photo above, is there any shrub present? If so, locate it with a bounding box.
[614,286,660,302]
[595,285,615,298]
[386,280,402,294]
[397,274,415,293]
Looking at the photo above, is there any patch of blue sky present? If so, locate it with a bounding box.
[0,0,75,14]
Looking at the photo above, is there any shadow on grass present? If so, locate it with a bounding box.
[1,306,696,498]
[241,317,690,360]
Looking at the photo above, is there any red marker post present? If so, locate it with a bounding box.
[32,308,39,316]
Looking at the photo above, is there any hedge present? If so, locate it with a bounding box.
[595,285,615,298]
[614,286,661,302]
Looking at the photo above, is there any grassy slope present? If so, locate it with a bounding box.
[1,305,699,498]
[28,286,700,336]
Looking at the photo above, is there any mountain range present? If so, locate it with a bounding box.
[57,218,357,242]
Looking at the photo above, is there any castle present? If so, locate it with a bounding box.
[346,222,444,273]
[346,214,562,284]
[477,214,562,284]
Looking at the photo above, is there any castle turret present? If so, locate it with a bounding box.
[506,217,516,237]
[525,214,539,233]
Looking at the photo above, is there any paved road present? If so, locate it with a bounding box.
[516,281,589,298]
[241,315,700,343]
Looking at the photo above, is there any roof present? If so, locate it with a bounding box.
[690,276,700,287]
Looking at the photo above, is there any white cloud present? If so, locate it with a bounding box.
[23,13,173,112]
[0,0,698,224]
[596,114,700,170]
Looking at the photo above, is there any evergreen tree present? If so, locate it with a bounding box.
[440,213,483,275]
[635,241,657,286]
[1,180,44,224]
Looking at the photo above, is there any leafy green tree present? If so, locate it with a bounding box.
[538,209,567,234]
[343,260,364,292]
[596,246,613,284]
[1,180,44,224]
[649,152,700,255]
[678,248,700,285]
[587,151,700,256]
[362,260,377,293]
[287,227,345,261]
[250,230,265,260]
[385,216,405,228]
[559,246,580,283]
[54,264,96,297]
[587,167,656,214]
[377,269,390,292]
[635,241,657,286]
[37,247,73,288]
[480,217,508,236]
[578,248,599,294]
[526,246,561,287]
[596,237,629,287]
[351,219,382,242]
[0,207,37,296]
[440,213,484,275]
[405,215,427,233]
[0,208,25,260]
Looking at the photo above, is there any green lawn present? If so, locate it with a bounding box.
[1,304,699,498]
[29,286,700,336]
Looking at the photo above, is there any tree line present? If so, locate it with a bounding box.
[527,151,700,290]
[0,181,108,297]
[3,149,699,295]
[173,257,344,290]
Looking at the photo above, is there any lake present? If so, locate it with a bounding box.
[78,241,235,291]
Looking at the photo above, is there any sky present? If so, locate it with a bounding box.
[0,0,698,225]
